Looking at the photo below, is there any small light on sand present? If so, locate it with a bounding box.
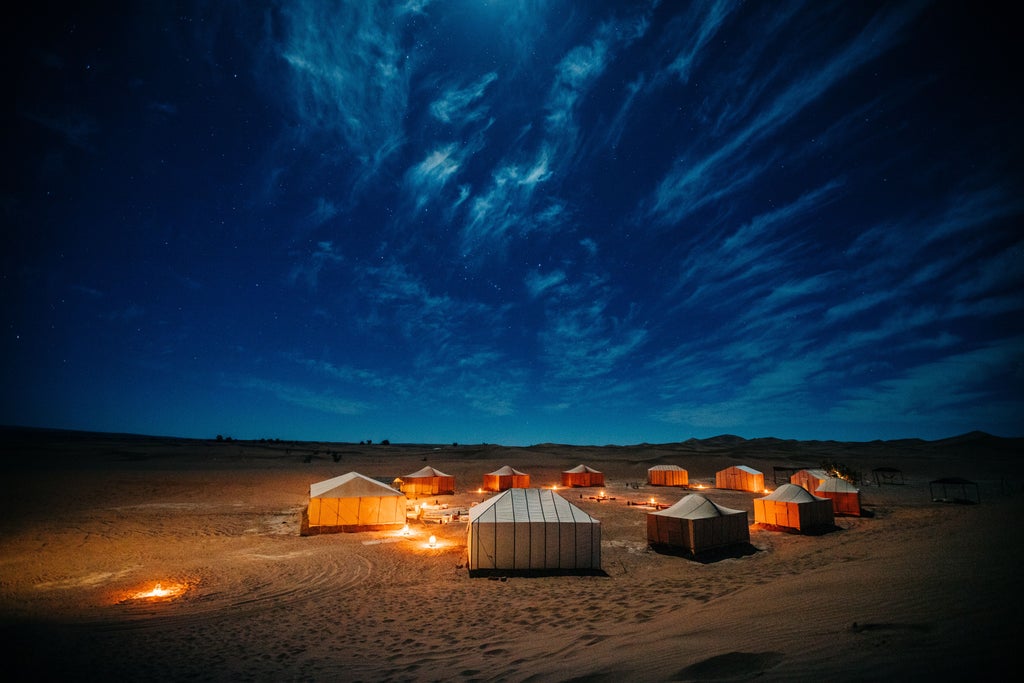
[649,498,655,506]
[599,490,606,498]
[477,487,483,494]
[552,485,558,491]
[428,535,437,548]
[131,581,185,600]
[763,488,771,494]
[401,524,410,536]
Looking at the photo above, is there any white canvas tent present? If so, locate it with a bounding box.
[753,483,834,531]
[466,488,601,571]
[790,468,830,493]
[561,464,605,488]
[715,465,765,492]
[647,465,689,486]
[483,465,530,491]
[647,494,750,555]
[306,472,406,533]
[398,466,455,496]
[815,476,862,516]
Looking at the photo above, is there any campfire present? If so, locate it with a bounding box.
[125,580,188,601]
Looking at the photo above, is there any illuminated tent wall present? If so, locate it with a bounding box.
[561,464,605,488]
[467,488,601,571]
[647,494,750,555]
[399,466,455,496]
[815,476,862,516]
[715,465,765,492]
[648,465,689,487]
[753,483,834,531]
[307,472,406,533]
[790,468,829,493]
[483,465,530,492]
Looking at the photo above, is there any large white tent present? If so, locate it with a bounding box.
[753,483,834,531]
[815,476,862,516]
[561,464,604,488]
[715,465,765,492]
[647,465,689,486]
[306,472,406,533]
[647,494,750,555]
[466,488,601,571]
[482,465,530,491]
[398,466,455,496]
[790,468,830,493]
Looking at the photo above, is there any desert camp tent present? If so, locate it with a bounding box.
[815,476,862,516]
[648,465,689,487]
[647,494,750,555]
[753,483,834,531]
[466,488,601,571]
[483,465,530,491]
[715,465,765,492]
[307,472,406,533]
[561,464,605,488]
[790,468,830,493]
[398,466,455,496]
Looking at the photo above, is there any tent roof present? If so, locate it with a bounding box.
[651,493,744,520]
[563,464,602,474]
[403,466,452,479]
[761,483,826,503]
[816,477,858,493]
[647,465,685,471]
[796,468,829,479]
[719,465,762,475]
[468,488,599,524]
[487,465,528,476]
[310,472,404,499]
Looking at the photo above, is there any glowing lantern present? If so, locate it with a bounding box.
[428,535,437,548]
[599,490,606,498]
[401,524,410,536]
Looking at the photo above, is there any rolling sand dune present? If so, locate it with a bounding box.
[1,427,1021,681]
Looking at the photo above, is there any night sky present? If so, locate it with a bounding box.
[4,1,1022,446]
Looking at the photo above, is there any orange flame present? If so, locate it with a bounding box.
[131,581,185,600]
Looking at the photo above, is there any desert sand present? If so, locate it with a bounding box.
[1,427,1021,682]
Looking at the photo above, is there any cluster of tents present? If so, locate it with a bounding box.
[304,462,864,570]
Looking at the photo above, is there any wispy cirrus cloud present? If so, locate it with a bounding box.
[280,1,415,172]
[430,72,498,125]
[239,377,368,416]
[287,241,342,292]
[645,1,926,227]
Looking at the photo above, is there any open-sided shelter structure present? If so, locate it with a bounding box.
[466,488,601,571]
[561,464,605,488]
[715,465,765,492]
[398,466,455,496]
[753,483,834,531]
[483,465,530,491]
[790,468,830,493]
[306,472,406,533]
[930,477,981,504]
[647,494,750,555]
[647,465,689,487]
[815,476,862,516]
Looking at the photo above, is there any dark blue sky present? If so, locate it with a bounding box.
[4,1,1022,445]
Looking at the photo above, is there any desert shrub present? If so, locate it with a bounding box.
[821,460,860,484]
